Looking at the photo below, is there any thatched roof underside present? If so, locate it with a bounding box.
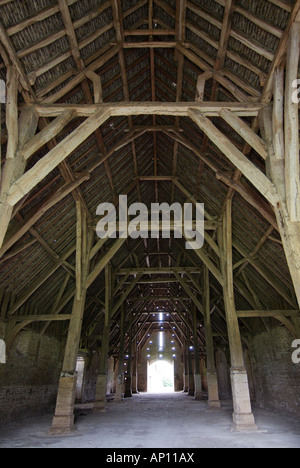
[0,0,299,355]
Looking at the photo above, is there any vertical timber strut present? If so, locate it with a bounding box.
[93,263,113,413]
[203,265,221,409]
[219,200,257,432]
[50,202,93,434]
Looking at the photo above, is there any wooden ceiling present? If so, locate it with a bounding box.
[0,0,299,354]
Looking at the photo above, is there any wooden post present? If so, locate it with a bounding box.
[259,60,300,308]
[192,304,203,400]
[0,67,38,249]
[187,336,195,397]
[203,266,221,409]
[219,200,257,431]
[183,339,188,392]
[132,338,139,395]
[94,264,113,412]
[115,304,126,402]
[124,323,133,398]
[285,22,300,222]
[50,203,92,434]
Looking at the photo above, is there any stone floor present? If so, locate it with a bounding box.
[0,393,300,448]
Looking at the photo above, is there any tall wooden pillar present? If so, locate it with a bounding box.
[192,304,203,400]
[132,339,139,394]
[0,66,39,249]
[50,203,92,434]
[219,200,257,431]
[183,340,188,392]
[187,337,195,397]
[94,264,113,413]
[259,24,300,309]
[203,265,221,409]
[124,325,133,398]
[115,304,126,402]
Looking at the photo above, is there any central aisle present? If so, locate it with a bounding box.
[0,393,299,448]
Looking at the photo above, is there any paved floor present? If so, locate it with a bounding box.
[0,393,300,448]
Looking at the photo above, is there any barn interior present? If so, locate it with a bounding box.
[0,0,300,448]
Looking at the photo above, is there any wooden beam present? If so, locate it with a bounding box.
[123,41,177,48]
[237,310,300,318]
[188,109,279,206]
[220,109,268,160]
[87,238,127,288]
[117,267,200,275]
[0,76,39,248]
[20,110,76,161]
[7,110,111,206]
[7,244,76,316]
[42,43,121,104]
[0,173,90,258]
[285,22,300,221]
[9,314,72,322]
[219,199,257,430]
[262,0,300,103]
[33,101,266,118]
[175,273,204,315]
[111,274,143,318]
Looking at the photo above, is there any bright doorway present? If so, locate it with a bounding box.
[148,360,175,393]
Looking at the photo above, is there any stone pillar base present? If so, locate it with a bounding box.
[207,370,221,409]
[207,400,221,409]
[49,415,75,435]
[50,374,77,434]
[194,374,203,400]
[232,412,258,432]
[231,367,257,432]
[93,373,107,413]
[114,376,124,402]
[93,401,107,413]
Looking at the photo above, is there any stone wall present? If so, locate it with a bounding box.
[0,330,64,423]
[251,326,300,416]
